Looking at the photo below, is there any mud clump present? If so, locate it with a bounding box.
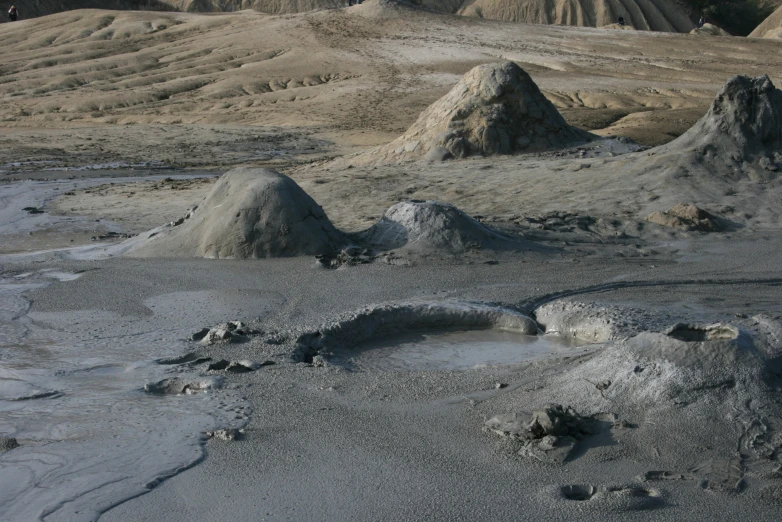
[361,61,591,163]
[206,428,243,441]
[126,168,346,259]
[658,75,782,181]
[646,203,723,232]
[0,437,20,452]
[207,359,272,372]
[358,200,521,253]
[485,404,597,463]
[198,321,251,345]
[143,376,223,395]
[316,246,375,269]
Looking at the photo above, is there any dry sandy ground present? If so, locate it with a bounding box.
[2,3,782,522]
[0,2,781,158]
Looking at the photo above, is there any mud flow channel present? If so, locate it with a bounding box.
[329,328,591,371]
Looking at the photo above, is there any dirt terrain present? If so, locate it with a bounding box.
[3,3,782,522]
[0,0,694,31]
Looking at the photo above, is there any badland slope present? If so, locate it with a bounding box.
[749,4,782,38]
[0,0,694,32]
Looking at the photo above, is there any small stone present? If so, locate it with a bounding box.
[495,382,508,389]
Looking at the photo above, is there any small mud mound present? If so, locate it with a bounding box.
[293,300,537,363]
[125,168,346,259]
[690,23,730,36]
[658,75,782,181]
[666,323,739,342]
[356,61,591,163]
[646,203,723,232]
[357,200,520,253]
[626,324,758,369]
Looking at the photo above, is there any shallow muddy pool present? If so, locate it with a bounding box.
[330,328,592,371]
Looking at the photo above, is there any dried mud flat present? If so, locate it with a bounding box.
[2,2,782,522]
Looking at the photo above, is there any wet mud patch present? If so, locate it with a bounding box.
[293,300,539,364]
[328,328,588,371]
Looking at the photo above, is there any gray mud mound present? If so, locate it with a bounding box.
[646,203,723,232]
[125,168,345,259]
[357,200,522,253]
[356,61,591,164]
[625,323,756,369]
[656,75,782,181]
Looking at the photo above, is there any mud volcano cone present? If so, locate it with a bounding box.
[371,61,591,162]
[358,200,516,253]
[128,167,345,259]
[659,75,782,181]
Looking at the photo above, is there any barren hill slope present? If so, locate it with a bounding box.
[0,0,694,32]
[453,0,694,32]
[0,0,780,156]
[750,4,782,38]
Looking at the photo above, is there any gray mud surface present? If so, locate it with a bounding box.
[2,227,780,521]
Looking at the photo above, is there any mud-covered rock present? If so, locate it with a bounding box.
[143,376,223,395]
[646,203,723,232]
[0,437,20,452]
[485,404,597,462]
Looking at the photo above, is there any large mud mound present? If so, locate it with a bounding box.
[358,200,519,252]
[453,0,694,32]
[749,5,782,38]
[360,61,591,163]
[657,75,782,181]
[127,167,345,258]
